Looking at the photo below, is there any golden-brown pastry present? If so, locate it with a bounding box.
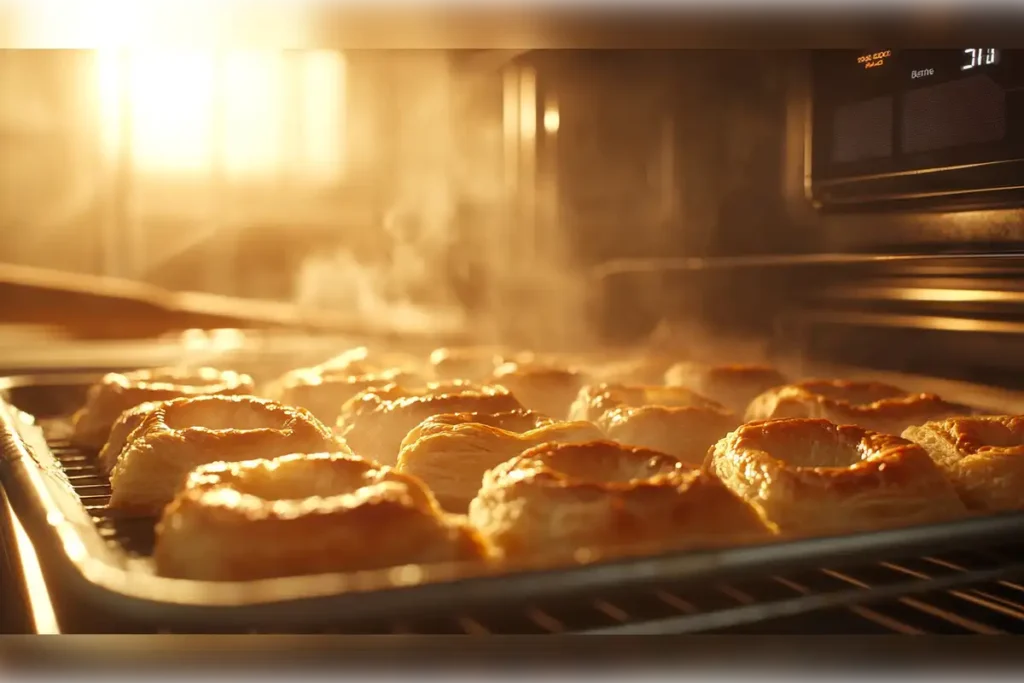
[107,396,343,515]
[71,367,255,450]
[428,346,507,382]
[397,420,605,513]
[745,379,972,436]
[265,366,420,424]
[492,361,587,420]
[337,383,524,465]
[568,383,724,423]
[317,345,422,377]
[665,362,788,415]
[598,404,741,463]
[469,440,775,560]
[402,409,555,446]
[153,452,490,581]
[98,400,161,475]
[902,415,1024,512]
[706,418,968,537]
[591,355,682,385]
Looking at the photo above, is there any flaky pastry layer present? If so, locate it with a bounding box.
[664,362,788,416]
[153,452,490,581]
[401,409,555,448]
[265,367,419,424]
[903,415,1024,512]
[337,383,524,465]
[469,440,775,560]
[598,404,740,463]
[397,419,605,513]
[744,379,972,436]
[568,383,724,423]
[107,395,343,515]
[706,418,968,537]
[492,361,588,420]
[71,367,254,451]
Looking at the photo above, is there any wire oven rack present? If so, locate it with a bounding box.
[2,375,1024,634]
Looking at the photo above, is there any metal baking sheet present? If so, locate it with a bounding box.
[2,371,1023,633]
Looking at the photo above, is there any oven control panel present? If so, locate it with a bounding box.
[809,49,1024,210]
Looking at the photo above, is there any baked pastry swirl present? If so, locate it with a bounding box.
[107,396,343,515]
[402,409,555,446]
[429,346,508,382]
[598,404,740,463]
[568,383,725,423]
[265,366,419,424]
[706,418,968,537]
[492,361,587,420]
[468,440,775,560]
[745,379,972,436]
[317,346,421,377]
[71,367,254,450]
[397,419,605,513]
[337,383,525,465]
[664,362,788,416]
[153,452,490,581]
[903,415,1024,512]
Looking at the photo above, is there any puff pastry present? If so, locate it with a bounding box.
[492,361,587,420]
[568,383,725,423]
[71,367,254,450]
[107,396,343,515]
[153,452,490,581]
[402,409,555,446]
[429,346,507,382]
[903,415,1024,512]
[706,418,968,537]
[745,379,972,436]
[469,440,775,560]
[397,419,605,513]
[665,362,787,416]
[265,366,419,424]
[598,404,740,463]
[337,383,524,465]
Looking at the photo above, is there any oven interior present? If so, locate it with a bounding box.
[0,46,1022,635]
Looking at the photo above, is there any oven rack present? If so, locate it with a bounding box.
[40,433,1024,635]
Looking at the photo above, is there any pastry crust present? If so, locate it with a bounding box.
[71,367,255,450]
[397,420,605,513]
[107,396,343,515]
[902,415,1024,512]
[469,440,775,560]
[265,367,419,424]
[98,400,161,475]
[665,362,788,416]
[492,361,588,420]
[568,383,724,423]
[337,383,525,465]
[706,418,968,537]
[402,409,555,446]
[598,404,741,463]
[745,379,972,436]
[591,355,683,385]
[429,346,508,382]
[317,346,422,377]
[153,452,490,581]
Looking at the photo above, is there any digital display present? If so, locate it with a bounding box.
[809,49,1024,208]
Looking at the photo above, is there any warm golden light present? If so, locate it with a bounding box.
[94,49,347,181]
[543,103,560,134]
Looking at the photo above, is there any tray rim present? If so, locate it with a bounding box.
[3,371,1024,631]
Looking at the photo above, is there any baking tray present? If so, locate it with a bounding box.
[2,372,1024,633]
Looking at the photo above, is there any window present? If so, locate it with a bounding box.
[94,49,347,183]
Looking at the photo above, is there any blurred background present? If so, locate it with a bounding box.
[0,45,796,349]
